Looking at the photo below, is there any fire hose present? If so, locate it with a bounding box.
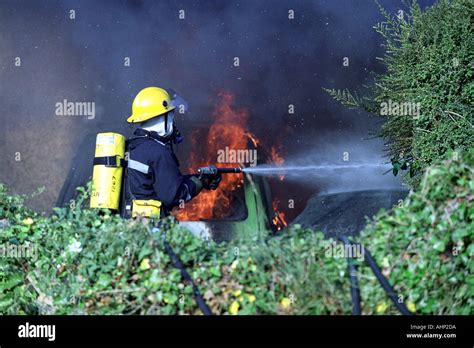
[338,235,413,316]
[162,239,213,315]
[145,166,409,316]
[143,166,243,315]
[150,226,213,315]
[147,229,411,315]
[339,235,362,315]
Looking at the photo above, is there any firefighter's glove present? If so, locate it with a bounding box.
[200,172,222,191]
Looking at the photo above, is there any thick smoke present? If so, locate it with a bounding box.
[0,0,434,212]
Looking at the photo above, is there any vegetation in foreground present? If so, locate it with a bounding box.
[1,0,472,316]
[0,150,472,315]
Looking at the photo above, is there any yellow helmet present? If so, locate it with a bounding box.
[127,87,176,124]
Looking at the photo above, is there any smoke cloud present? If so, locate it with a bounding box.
[0,0,433,212]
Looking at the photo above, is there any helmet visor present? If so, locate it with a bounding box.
[167,88,189,114]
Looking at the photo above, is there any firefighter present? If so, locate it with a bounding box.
[122,87,221,218]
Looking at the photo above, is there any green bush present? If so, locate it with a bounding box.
[0,183,351,315]
[358,149,473,314]
[0,148,472,315]
[323,0,473,315]
[326,0,474,187]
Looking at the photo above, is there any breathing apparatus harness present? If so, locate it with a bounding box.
[90,87,214,314]
[119,128,173,219]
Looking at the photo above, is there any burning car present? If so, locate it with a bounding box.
[58,90,289,241]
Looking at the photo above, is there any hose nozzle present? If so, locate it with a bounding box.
[197,165,243,175]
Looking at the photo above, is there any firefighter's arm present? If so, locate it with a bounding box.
[152,151,201,207]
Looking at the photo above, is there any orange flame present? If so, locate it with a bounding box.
[269,145,285,181]
[268,145,288,230]
[175,91,289,231]
[175,91,251,220]
[272,198,288,231]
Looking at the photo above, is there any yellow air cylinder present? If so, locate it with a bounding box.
[90,132,126,210]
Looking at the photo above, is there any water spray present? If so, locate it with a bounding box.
[197,163,390,176]
[241,163,390,176]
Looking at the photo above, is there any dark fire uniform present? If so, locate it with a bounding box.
[122,128,201,217]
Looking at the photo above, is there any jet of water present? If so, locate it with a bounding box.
[242,163,390,177]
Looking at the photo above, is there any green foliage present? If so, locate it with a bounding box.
[322,0,473,316]
[358,149,474,314]
[0,147,472,315]
[326,0,474,187]
[322,88,372,111]
[2,0,472,317]
[0,183,351,315]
